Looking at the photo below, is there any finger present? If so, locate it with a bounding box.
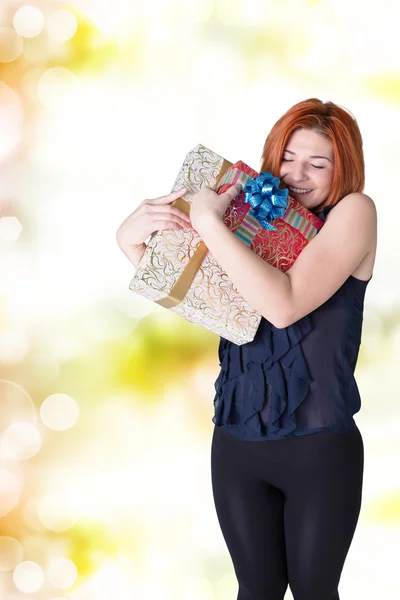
[150,187,188,204]
[147,205,191,225]
[153,214,190,228]
[228,183,242,196]
[217,183,242,201]
[150,204,191,222]
[152,219,186,231]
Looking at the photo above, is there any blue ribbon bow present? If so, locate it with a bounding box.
[242,172,289,231]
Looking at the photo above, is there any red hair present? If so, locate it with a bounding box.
[260,98,365,213]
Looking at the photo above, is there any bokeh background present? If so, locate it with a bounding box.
[0,0,399,598]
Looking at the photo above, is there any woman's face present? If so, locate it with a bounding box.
[279,127,335,211]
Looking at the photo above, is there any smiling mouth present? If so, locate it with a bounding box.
[288,186,313,195]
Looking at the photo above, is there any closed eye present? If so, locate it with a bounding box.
[281,158,324,169]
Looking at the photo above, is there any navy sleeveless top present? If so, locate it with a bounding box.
[212,204,371,441]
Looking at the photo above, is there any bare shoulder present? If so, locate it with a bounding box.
[283,191,377,325]
[325,191,377,278]
[326,192,377,225]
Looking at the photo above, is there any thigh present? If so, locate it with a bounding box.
[282,427,364,600]
[211,425,289,599]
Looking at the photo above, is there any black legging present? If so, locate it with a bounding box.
[211,424,364,600]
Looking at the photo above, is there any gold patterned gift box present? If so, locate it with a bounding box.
[129,144,324,345]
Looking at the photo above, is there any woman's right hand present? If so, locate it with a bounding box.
[116,186,191,267]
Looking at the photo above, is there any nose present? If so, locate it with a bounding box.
[287,162,310,183]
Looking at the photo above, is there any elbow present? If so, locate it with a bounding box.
[260,275,295,329]
[262,311,291,330]
[261,302,295,329]
[272,317,290,330]
[272,308,307,329]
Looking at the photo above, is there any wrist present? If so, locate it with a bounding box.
[120,242,146,268]
[195,213,223,238]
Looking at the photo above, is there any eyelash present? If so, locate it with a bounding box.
[281,158,324,169]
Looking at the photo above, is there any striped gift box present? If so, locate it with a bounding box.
[216,161,323,272]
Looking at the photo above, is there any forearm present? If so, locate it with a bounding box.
[198,217,293,328]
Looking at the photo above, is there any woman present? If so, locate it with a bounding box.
[116,98,377,600]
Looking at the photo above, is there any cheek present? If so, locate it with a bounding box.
[318,171,333,189]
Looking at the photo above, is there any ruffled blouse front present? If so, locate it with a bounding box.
[212,204,363,441]
[213,312,313,440]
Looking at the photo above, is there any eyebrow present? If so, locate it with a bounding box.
[284,149,332,163]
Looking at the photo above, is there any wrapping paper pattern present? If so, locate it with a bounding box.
[129,144,323,345]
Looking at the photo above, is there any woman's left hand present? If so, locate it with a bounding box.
[189,183,243,235]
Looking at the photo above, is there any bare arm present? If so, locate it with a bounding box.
[195,192,376,328]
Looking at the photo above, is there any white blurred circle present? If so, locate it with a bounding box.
[40,393,79,431]
[0,82,24,162]
[0,330,30,364]
[0,536,24,571]
[0,379,37,432]
[37,66,79,109]
[0,215,23,241]
[21,499,44,532]
[2,422,42,460]
[0,27,24,63]
[13,6,45,38]
[47,10,78,42]
[46,556,78,589]
[13,560,44,593]
[21,67,46,102]
[37,495,77,532]
[0,466,24,518]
